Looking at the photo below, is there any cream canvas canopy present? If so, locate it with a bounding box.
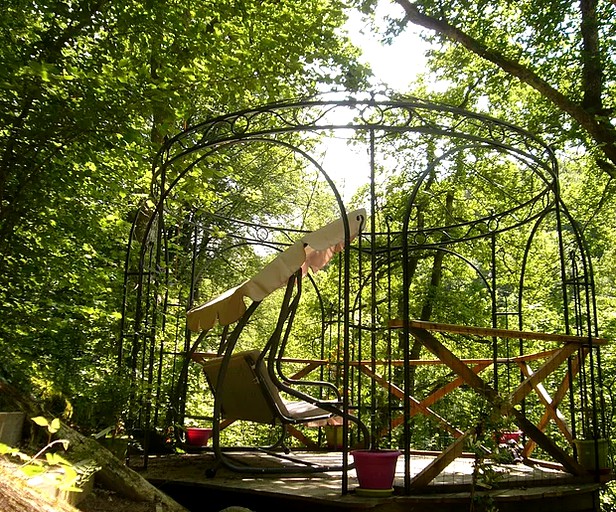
[186,208,366,332]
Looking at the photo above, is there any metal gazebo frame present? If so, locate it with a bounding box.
[119,96,606,495]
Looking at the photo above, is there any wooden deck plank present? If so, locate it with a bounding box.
[141,450,607,512]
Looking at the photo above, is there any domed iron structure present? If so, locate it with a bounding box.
[119,96,607,503]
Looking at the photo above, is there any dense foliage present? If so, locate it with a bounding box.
[3,6,616,508]
[0,0,367,426]
[355,1,616,505]
[364,0,616,177]
[357,0,616,421]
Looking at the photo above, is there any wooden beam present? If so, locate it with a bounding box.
[522,350,586,457]
[508,408,585,475]
[422,362,492,408]
[286,425,319,448]
[358,364,464,438]
[509,344,578,406]
[410,427,477,488]
[518,362,572,441]
[408,326,499,403]
[409,325,586,476]
[406,320,607,345]
[195,351,565,368]
[289,362,325,380]
[350,358,503,366]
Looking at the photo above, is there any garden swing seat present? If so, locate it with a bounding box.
[190,270,369,475]
[185,209,369,474]
[193,349,336,427]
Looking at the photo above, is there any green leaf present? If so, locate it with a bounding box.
[46,452,72,466]
[59,465,79,489]
[31,416,49,427]
[20,465,46,478]
[0,442,19,455]
[49,418,61,434]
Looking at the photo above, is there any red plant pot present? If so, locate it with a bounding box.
[186,427,213,446]
[351,449,400,490]
[498,431,522,444]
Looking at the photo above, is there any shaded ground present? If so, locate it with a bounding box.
[77,487,152,512]
[77,483,255,512]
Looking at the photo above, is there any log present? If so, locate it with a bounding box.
[57,424,187,511]
[0,378,188,512]
[0,464,80,512]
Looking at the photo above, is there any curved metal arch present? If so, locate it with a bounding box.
[350,243,494,322]
[515,203,603,441]
[148,135,351,236]
[383,193,553,249]
[402,143,554,229]
[148,135,358,349]
[136,134,355,316]
[555,195,600,337]
[517,206,566,331]
[149,98,559,202]
[161,97,556,161]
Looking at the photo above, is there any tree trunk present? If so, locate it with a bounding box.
[393,0,616,177]
[0,378,188,512]
[57,425,187,511]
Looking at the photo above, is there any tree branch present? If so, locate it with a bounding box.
[580,0,603,112]
[392,0,616,177]
[34,1,111,63]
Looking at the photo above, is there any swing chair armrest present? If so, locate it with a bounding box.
[280,378,342,402]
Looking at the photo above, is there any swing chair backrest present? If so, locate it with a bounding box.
[195,349,334,425]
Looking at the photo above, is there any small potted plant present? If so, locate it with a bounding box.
[573,409,610,474]
[324,417,344,450]
[574,437,609,474]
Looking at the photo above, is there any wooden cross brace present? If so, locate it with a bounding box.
[407,324,586,488]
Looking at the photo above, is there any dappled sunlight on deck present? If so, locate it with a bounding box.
[141,450,607,511]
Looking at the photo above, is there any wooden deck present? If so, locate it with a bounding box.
[140,450,607,512]
[168,321,610,511]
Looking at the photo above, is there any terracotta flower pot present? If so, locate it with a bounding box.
[497,431,522,444]
[186,427,213,446]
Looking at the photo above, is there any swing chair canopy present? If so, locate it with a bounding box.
[186,208,366,332]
